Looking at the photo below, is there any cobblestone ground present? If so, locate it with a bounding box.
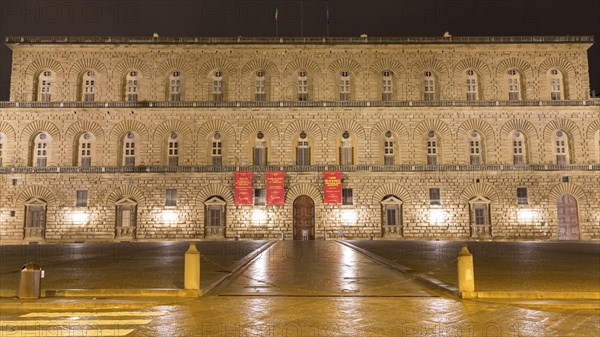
[347,240,600,292]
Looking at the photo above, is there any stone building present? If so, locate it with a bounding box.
[0,35,598,243]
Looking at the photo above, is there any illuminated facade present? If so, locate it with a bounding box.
[0,35,599,243]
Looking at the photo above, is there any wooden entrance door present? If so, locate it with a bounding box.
[557,194,579,240]
[293,195,315,240]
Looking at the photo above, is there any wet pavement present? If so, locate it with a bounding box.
[348,240,600,292]
[216,241,434,297]
[0,241,268,290]
[1,240,599,336]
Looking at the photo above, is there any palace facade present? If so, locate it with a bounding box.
[0,35,598,243]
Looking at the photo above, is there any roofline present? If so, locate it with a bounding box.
[4,35,595,46]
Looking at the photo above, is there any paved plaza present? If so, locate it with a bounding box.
[0,240,599,336]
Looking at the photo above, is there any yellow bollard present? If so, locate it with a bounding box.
[457,245,475,293]
[184,243,200,291]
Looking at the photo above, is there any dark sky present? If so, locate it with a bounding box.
[1,0,598,101]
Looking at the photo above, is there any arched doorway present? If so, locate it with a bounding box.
[293,195,315,240]
[557,194,580,240]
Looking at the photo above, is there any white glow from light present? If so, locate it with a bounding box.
[341,210,358,224]
[70,211,88,224]
[518,209,537,222]
[252,209,267,223]
[161,210,178,223]
[429,209,447,223]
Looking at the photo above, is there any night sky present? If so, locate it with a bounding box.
[1,0,598,101]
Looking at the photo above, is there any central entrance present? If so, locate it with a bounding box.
[293,195,315,240]
[557,194,580,240]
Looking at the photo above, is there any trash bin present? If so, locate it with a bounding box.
[18,262,43,299]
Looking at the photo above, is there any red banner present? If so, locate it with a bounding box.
[234,171,253,204]
[323,171,342,204]
[266,171,285,205]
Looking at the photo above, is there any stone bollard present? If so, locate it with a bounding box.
[457,245,475,294]
[184,243,200,291]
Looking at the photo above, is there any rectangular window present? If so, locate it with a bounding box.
[296,142,310,165]
[253,146,267,166]
[474,207,486,225]
[517,187,528,205]
[550,79,561,100]
[213,80,223,101]
[429,188,441,205]
[125,156,135,167]
[76,190,88,207]
[342,188,353,205]
[466,79,477,101]
[340,146,353,165]
[340,79,350,101]
[508,79,519,100]
[424,80,435,101]
[298,79,308,101]
[166,189,177,207]
[36,157,47,167]
[386,208,397,226]
[254,189,266,206]
[208,207,222,226]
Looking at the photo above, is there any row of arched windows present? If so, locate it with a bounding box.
[2,128,598,168]
[34,67,569,102]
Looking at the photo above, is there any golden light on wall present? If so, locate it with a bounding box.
[161,210,178,223]
[252,209,267,223]
[70,211,89,224]
[518,209,538,222]
[341,209,358,224]
[429,209,447,224]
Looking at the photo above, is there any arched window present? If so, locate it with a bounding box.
[297,70,308,101]
[38,70,53,102]
[466,69,478,101]
[382,70,393,101]
[549,68,563,100]
[0,133,5,167]
[33,132,50,167]
[554,130,569,165]
[339,131,353,165]
[212,70,223,101]
[512,131,526,165]
[340,71,351,101]
[426,131,438,165]
[253,131,267,165]
[211,132,222,166]
[125,70,139,102]
[383,130,395,165]
[122,132,137,167]
[82,70,96,101]
[296,131,310,165]
[169,70,181,101]
[167,132,179,167]
[255,70,266,101]
[507,69,521,100]
[423,71,435,101]
[469,131,482,165]
[78,132,95,167]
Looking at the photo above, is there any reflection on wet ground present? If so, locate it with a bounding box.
[218,241,434,297]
